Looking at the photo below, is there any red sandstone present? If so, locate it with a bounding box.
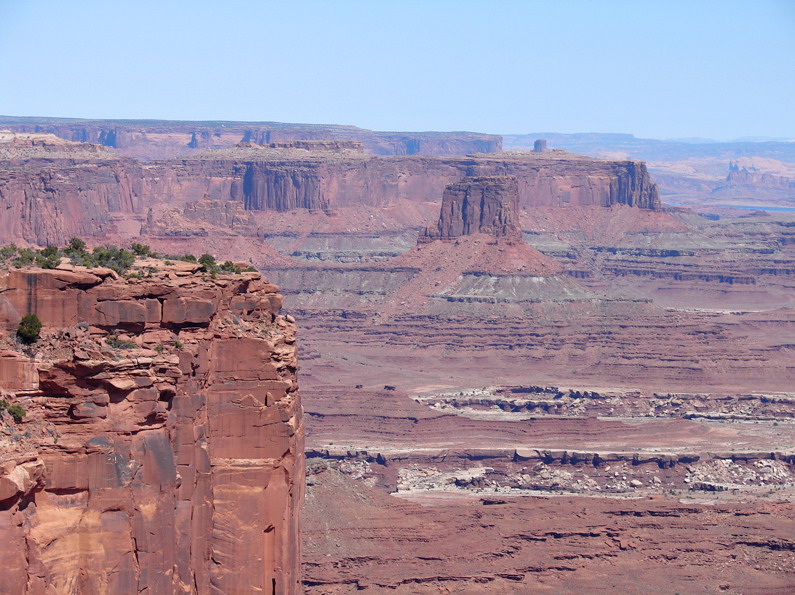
[0,263,303,593]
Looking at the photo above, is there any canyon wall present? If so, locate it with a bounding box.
[0,134,145,246]
[0,264,303,593]
[0,133,661,246]
[159,152,661,214]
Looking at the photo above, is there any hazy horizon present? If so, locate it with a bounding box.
[1,0,794,141]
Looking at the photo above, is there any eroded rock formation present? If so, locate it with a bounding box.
[0,132,143,246]
[0,117,502,159]
[0,130,661,246]
[0,263,303,593]
[420,176,522,241]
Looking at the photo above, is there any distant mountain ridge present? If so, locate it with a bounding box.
[0,115,502,159]
[504,132,795,162]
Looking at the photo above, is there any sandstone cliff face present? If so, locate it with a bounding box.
[420,176,522,241]
[0,137,661,246]
[0,159,144,245]
[0,264,303,593]
[171,152,661,215]
[242,162,331,212]
[0,133,144,246]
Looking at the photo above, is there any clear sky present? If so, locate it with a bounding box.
[1,0,793,140]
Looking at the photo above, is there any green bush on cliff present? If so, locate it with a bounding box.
[130,242,158,258]
[220,260,242,273]
[71,244,135,274]
[106,335,136,349]
[0,239,248,278]
[0,399,25,423]
[0,244,18,260]
[12,248,36,268]
[92,245,136,273]
[17,314,42,344]
[198,253,216,268]
[35,245,61,269]
[66,237,87,254]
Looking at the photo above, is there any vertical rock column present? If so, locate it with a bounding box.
[419,175,523,242]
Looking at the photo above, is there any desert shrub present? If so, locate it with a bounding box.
[106,335,136,349]
[130,242,158,258]
[7,405,25,423]
[35,246,61,269]
[0,244,18,260]
[64,242,135,273]
[66,237,87,254]
[220,260,242,273]
[12,248,36,268]
[17,314,42,344]
[90,245,136,274]
[0,399,25,423]
[198,253,216,267]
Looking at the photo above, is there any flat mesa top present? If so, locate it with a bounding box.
[0,130,115,161]
[189,147,624,164]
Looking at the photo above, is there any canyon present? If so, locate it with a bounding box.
[1,119,793,593]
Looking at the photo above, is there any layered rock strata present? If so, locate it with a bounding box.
[0,134,661,246]
[0,132,143,246]
[0,117,502,158]
[419,176,522,241]
[205,151,661,214]
[0,263,303,593]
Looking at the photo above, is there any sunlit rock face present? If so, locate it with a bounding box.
[0,264,303,594]
[419,175,523,241]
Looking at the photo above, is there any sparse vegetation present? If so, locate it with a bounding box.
[85,245,136,273]
[105,335,136,349]
[130,242,158,258]
[17,314,42,344]
[0,399,26,423]
[172,340,183,349]
[12,247,37,268]
[198,253,216,268]
[0,244,17,260]
[66,237,86,254]
[0,240,252,279]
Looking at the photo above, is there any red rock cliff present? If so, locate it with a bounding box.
[0,133,143,246]
[0,263,303,593]
[0,139,660,246]
[420,176,522,241]
[163,152,661,215]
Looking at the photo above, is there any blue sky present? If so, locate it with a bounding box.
[1,0,793,140]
